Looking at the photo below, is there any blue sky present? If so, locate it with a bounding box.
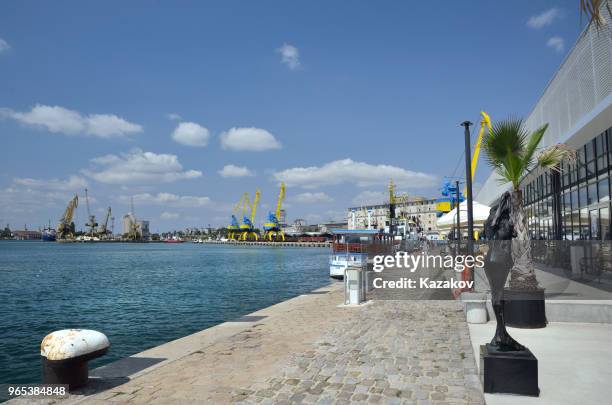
[0,1,583,232]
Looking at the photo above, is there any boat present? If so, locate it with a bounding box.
[329,229,396,279]
[41,228,56,242]
[165,237,184,243]
[41,221,56,242]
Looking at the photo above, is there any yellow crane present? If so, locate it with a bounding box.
[263,182,286,241]
[239,189,260,241]
[228,192,249,239]
[57,194,79,239]
[463,111,491,195]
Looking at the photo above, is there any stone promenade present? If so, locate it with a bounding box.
[18,277,484,404]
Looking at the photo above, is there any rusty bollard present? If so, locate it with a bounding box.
[41,329,110,390]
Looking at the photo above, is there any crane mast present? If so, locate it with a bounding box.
[99,207,112,237]
[84,188,98,236]
[57,194,79,239]
[264,183,286,241]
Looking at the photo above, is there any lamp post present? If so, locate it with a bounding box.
[461,120,475,287]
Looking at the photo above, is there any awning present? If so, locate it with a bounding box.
[436,200,492,230]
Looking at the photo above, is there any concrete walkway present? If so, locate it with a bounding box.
[18,281,484,404]
[469,321,612,405]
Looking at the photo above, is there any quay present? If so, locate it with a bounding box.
[204,240,330,248]
[14,267,484,404]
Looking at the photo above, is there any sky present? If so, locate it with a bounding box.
[0,1,585,232]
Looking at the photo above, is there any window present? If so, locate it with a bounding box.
[599,177,610,202]
[587,182,598,206]
[579,186,588,208]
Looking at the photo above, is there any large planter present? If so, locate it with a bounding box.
[503,288,547,328]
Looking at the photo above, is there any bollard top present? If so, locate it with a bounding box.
[41,329,110,361]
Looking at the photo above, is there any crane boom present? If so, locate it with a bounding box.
[57,194,78,239]
[462,111,491,196]
[275,183,285,219]
[100,207,112,234]
[250,189,261,223]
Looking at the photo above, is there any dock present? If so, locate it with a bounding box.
[203,240,330,248]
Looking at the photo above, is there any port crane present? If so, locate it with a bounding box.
[239,189,260,241]
[57,194,79,239]
[228,192,249,240]
[126,197,141,240]
[263,182,286,241]
[98,207,112,237]
[84,188,98,237]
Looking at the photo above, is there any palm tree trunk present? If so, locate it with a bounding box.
[510,189,540,290]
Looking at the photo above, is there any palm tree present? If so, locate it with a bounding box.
[483,118,574,290]
[581,0,611,28]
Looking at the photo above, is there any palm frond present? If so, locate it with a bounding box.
[522,123,548,171]
[482,118,528,187]
[538,144,577,171]
[581,0,611,29]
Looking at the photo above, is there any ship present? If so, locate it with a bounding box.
[41,221,57,242]
[329,229,396,279]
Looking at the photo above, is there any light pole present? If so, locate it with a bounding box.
[461,120,475,287]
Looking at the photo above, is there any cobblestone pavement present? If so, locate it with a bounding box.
[13,272,484,404]
[235,300,483,405]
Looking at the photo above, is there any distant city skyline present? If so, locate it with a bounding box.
[0,1,584,231]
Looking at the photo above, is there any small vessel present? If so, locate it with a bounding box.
[41,221,56,242]
[329,229,396,279]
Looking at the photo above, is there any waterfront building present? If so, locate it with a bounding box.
[137,220,150,238]
[347,198,438,234]
[12,230,42,240]
[476,12,612,241]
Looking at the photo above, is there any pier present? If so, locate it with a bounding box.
[203,240,330,248]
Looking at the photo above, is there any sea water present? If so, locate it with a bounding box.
[0,241,330,384]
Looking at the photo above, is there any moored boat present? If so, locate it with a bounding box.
[329,229,396,279]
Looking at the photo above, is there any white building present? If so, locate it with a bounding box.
[347,198,438,235]
[476,13,611,241]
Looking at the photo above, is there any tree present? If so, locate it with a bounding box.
[483,118,574,290]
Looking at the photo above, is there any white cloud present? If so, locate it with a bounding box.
[527,8,561,29]
[171,122,210,147]
[0,38,10,53]
[13,175,87,191]
[291,192,334,204]
[546,36,565,53]
[277,43,300,70]
[219,127,281,151]
[118,192,211,207]
[83,149,202,184]
[218,164,255,178]
[274,159,436,189]
[160,211,179,220]
[1,104,142,138]
[167,113,182,121]
[351,190,386,206]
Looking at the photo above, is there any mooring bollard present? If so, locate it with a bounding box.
[41,329,110,390]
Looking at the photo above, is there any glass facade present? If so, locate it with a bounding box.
[522,127,612,241]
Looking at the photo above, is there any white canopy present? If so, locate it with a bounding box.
[436,200,492,231]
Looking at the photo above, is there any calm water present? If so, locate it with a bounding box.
[0,241,331,384]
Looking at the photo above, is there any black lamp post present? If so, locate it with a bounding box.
[461,120,474,285]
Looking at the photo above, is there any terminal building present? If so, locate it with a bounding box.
[477,13,612,241]
[347,198,438,236]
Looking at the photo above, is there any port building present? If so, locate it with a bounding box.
[476,12,612,241]
[347,198,438,234]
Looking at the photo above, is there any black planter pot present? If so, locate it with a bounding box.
[503,288,547,328]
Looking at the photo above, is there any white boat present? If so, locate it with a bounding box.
[329,229,395,279]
